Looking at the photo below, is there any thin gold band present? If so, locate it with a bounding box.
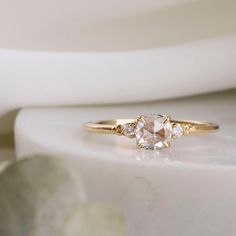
[84,119,219,136]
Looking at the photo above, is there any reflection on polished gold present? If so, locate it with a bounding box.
[84,114,219,150]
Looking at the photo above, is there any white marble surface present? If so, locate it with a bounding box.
[15,90,236,236]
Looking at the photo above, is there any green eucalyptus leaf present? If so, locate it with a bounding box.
[0,155,86,236]
[0,155,127,236]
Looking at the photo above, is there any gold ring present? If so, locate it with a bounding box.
[84,114,219,150]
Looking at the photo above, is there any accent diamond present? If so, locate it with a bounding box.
[172,124,183,137]
[123,123,135,138]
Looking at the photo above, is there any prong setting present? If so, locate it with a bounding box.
[136,142,144,149]
[163,141,170,148]
[136,115,145,123]
[134,114,173,150]
[163,115,171,124]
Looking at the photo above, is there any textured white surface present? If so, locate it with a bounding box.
[15,91,236,236]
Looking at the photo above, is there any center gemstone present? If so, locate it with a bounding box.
[135,114,173,149]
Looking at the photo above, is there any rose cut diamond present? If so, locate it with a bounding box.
[135,114,173,149]
[123,123,135,138]
[172,124,183,137]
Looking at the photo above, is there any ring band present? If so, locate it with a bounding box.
[84,114,219,150]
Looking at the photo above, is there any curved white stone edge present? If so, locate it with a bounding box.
[14,105,236,236]
[0,0,208,51]
[1,34,236,134]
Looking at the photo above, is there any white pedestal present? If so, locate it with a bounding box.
[15,91,236,236]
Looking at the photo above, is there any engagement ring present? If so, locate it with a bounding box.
[84,114,219,150]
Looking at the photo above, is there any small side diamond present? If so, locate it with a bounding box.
[172,124,183,137]
[123,123,135,138]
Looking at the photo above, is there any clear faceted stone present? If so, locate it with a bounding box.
[135,114,173,149]
[123,123,135,138]
[172,124,183,137]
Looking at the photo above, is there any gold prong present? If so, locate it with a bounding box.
[131,121,136,127]
[137,115,144,121]
[136,115,142,120]
[136,143,144,149]
[136,115,146,125]
[171,134,177,139]
[163,115,171,124]
[171,123,177,139]
[163,141,170,148]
